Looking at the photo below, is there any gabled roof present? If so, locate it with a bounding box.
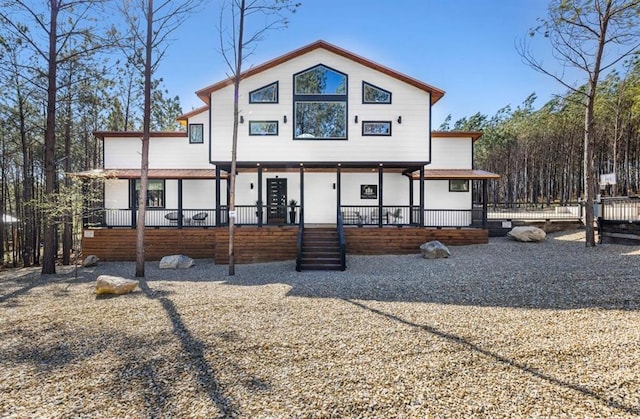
[195,40,445,105]
[177,106,210,123]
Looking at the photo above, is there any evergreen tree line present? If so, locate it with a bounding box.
[0,1,183,268]
[444,58,640,205]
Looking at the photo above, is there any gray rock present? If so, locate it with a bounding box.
[96,275,138,295]
[82,255,99,267]
[420,240,451,259]
[159,254,195,269]
[508,226,546,242]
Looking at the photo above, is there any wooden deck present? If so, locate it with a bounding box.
[81,226,489,263]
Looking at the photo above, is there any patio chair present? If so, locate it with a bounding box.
[191,212,208,226]
[164,212,181,224]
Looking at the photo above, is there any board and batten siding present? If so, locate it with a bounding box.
[210,48,430,163]
[103,133,210,169]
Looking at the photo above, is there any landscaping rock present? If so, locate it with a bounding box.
[420,240,451,259]
[95,275,138,295]
[82,255,99,267]
[508,226,546,242]
[159,254,195,269]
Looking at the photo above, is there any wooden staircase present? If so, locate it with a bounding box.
[298,227,344,271]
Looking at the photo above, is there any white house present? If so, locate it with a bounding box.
[82,40,499,269]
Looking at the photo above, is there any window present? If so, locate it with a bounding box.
[189,123,203,143]
[363,81,391,104]
[294,64,347,140]
[362,121,391,136]
[249,82,278,103]
[449,179,469,192]
[132,179,165,208]
[249,121,278,136]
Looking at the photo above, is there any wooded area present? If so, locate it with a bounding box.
[0,1,183,270]
[448,56,640,205]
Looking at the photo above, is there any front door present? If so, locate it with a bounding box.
[267,178,287,224]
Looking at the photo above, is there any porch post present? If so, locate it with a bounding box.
[215,166,221,226]
[257,165,263,227]
[299,164,304,225]
[482,179,488,228]
[130,179,136,228]
[177,179,183,228]
[336,164,341,220]
[378,164,383,227]
[409,175,414,224]
[419,166,425,226]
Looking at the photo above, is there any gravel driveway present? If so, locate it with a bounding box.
[1,230,639,417]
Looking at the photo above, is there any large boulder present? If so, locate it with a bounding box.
[159,254,195,269]
[96,275,138,295]
[420,240,451,259]
[508,226,546,242]
[82,255,99,267]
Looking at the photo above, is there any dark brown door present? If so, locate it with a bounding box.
[267,178,287,224]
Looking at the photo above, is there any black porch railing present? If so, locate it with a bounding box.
[82,205,301,228]
[340,205,485,228]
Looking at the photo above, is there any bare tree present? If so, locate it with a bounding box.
[217,0,299,275]
[519,0,640,246]
[118,0,202,277]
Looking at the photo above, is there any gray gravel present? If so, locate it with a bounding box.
[1,230,640,417]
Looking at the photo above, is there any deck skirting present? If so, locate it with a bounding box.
[81,226,489,263]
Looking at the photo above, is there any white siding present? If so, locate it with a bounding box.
[429,137,473,169]
[183,180,216,208]
[211,49,430,164]
[103,134,210,169]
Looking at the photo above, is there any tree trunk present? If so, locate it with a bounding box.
[135,0,154,277]
[228,0,246,276]
[42,1,60,274]
[62,73,73,265]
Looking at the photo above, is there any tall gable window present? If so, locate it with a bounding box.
[249,81,278,103]
[294,64,347,140]
[363,81,391,104]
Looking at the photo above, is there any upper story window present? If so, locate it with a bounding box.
[249,81,279,103]
[189,123,204,143]
[294,64,347,140]
[362,81,392,104]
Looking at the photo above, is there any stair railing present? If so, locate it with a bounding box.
[337,209,346,271]
[295,208,304,272]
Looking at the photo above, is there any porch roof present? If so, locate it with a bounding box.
[417,169,500,180]
[70,169,223,179]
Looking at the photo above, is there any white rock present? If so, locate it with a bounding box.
[508,226,546,242]
[159,254,195,269]
[96,275,138,295]
[420,240,451,259]
[82,255,99,267]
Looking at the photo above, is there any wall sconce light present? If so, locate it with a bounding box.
[332,182,336,190]
[354,115,358,123]
[283,115,287,123]
[397,116,402,124]
[240,115,244,124]
[250,182,254,190]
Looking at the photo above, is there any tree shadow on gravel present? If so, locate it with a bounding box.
[343,298,640,417]
[137,279,238,417]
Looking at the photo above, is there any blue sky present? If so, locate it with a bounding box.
[160,0,567,127]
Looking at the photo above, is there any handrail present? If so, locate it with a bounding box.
[337,209,346,271]
[295,208,304,272]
